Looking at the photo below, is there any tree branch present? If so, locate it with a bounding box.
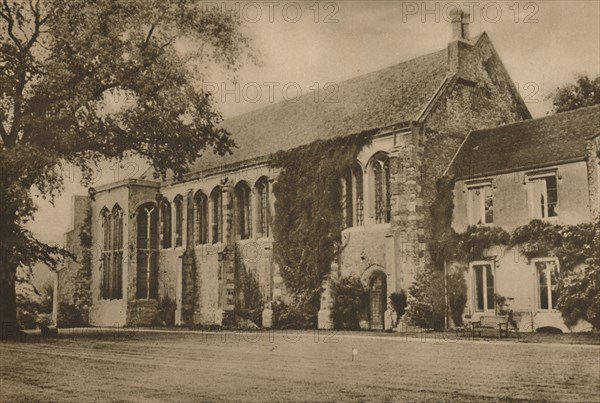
[0,0,22,49]
[25,0,43,50]
[142,24,156,50]
[0,120,8,145]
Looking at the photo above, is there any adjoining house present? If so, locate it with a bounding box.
[448,104,600,333]
[59,10,539,329]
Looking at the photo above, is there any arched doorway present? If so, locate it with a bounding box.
[368,271,387,330]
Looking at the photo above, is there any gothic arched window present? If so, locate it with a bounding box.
[371,153,391,224]
[255,177,270,238]
[235,182,252,240]
[210,187,223,244]
[174,195,184,248]
[352,163,364,226]
[344,163,365,228]
[194,191,208,245]
[136,203,158,299]
[100,206,124,300]
[111,205,124,300]
[100,207,111,300]
[344,170,353,228]
[159,200,172,249]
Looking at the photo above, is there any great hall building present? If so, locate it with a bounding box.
[58,12,600,332]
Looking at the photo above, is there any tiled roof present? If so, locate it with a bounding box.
[449,104,600,180]
[142,47,450,180]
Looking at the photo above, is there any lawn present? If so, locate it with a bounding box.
[1,329,599,402]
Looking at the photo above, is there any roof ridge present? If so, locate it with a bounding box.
[223,47,449,123]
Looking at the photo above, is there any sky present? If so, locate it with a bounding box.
[28,0,600,265]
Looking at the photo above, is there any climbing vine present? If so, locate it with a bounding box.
[429,176,457,271]
[410,177,512,329]
[58,207,92,327]
[455,225,510,262]
[271,130,374,326]
[510,219,595,271]
[414,175,600,331]
[232,246,264,327]
[510,219,600,330]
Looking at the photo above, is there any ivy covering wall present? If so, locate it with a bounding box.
[270,130,374,326]
[58,209,93,327]
[407,176,600,331]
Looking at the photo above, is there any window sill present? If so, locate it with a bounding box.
[469,222,495,227]
[237,237,273,245]
[342,222,391,232]
[536,216,559,222]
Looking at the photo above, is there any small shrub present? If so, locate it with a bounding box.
[271,300,304,329]
[558,266,600,331]
[151,297,177,327]
[57,302,86,328]
[389,291,407,321]
[405,267,445,330]
[447,267,467,326]
[330,275,368,330]
[234,268,263,327]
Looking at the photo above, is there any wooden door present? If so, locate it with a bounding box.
[369,273,386,330]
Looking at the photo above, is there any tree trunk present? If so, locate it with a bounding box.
[0,259,18,340]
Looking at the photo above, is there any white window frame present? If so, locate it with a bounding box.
[526,170,559,220]
[466,180,494,226]
[532,257,560,312]
[469,261,496,313]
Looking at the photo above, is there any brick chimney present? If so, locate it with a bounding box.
[450,8,470,41]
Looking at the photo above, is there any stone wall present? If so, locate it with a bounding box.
[397,34,531,287]
[125,181,161,325]
[452,162,592,233]
[89,183,132,326]
[461,245,592,333]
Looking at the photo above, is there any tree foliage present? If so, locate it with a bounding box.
[271,131,373,326]
[0,0,253,334]
[16,276,53,329]
[550,74,600,113]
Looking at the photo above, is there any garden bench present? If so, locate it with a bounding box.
[470,315,509,338]
[498,321,520,339]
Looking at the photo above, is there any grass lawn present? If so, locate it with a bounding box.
[1,329,599,402]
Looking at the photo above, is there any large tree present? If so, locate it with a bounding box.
[550,74,600,113]
[1,0,252,337]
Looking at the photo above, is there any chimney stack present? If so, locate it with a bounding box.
[450,8,470,41]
